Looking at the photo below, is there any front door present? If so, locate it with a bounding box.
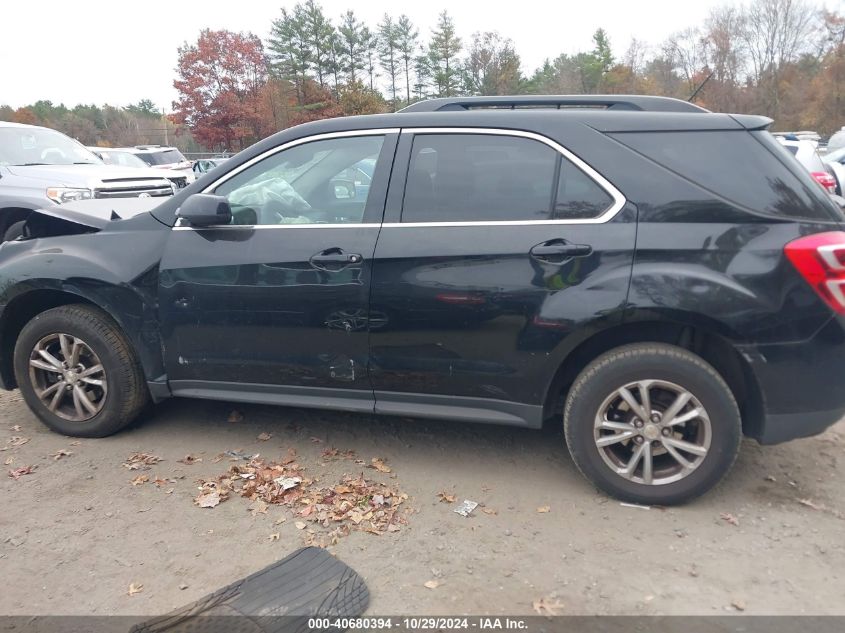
[368,129,636,425]
[158,131,397,407]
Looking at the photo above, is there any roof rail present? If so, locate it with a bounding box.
[399,95,709,114]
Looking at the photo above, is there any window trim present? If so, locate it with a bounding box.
[386,127,626,227]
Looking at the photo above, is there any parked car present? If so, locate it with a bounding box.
[775,136,838,195]
[89,147,190,190]
[0,122,175,239]
[2,95,844,505]
[120,145,195,183]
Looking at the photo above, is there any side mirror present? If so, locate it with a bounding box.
[177,194,232,227]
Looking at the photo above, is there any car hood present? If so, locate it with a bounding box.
[33,197,165,229]
[5,163,172,187]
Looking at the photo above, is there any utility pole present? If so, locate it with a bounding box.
[161,108,169,145]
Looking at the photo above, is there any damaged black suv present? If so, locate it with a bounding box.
[2,95,844,505]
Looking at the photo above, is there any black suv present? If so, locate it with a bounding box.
[2,95,843,505]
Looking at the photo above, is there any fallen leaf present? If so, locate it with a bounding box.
[257,432,272,442]
[310,436,323,444]
[274,516,287,525]
[481,507,498,515]
[228,410,244,423]
[437,491,457,503]
[127,583,143,596]
[195,491,221,508]
[295,521,307,530]
[8,436,29,447]
[797,498,824,511]
[720,512,739,526]
[131,474,149,486]
[533,596,564,616]
[369,458,391,473]
[122,453,162,470]
[4,456,13,466]
[731,598,746,611]
[537,505,551,513]
[249,500,269,516]
[423,580,440,589]
[10,425,21,432]
[8,465,34,480]
[69,440,80,446]
[51,449,73,461]
[177,455,202,465]
[268,532,280,542]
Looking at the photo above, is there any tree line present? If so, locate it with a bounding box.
[2,0,843,152]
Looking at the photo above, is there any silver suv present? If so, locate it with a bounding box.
[0,122,174,237]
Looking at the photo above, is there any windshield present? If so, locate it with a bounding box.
[0,126,101,166]
[98,150,150,169]
[136,149,187,166]
[824,147,845,164]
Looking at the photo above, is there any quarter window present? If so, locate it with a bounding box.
[401,133,613,223]
[214,135,385,225]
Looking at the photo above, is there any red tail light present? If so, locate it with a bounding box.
[811,171,837,194]
[785,231,845,314]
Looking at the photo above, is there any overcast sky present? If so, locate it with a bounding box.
[1,0,842,110]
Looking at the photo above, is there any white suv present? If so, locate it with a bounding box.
[120,145,195,183]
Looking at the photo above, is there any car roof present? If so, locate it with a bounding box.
[0,120,47,131]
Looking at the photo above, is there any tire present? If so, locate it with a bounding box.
[13,304,148,437]
[563,343,741,505]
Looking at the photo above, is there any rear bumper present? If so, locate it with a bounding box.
[740,316,845,444]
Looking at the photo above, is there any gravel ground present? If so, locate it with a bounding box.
[1,388,844,616]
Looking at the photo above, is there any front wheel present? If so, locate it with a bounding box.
[564,343,741,505]
[14,304,148,437]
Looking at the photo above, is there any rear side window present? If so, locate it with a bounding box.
[402,133,614,223]
[611,130,838,221]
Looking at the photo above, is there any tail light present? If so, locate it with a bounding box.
[811,171,837,194]
[785,231,845,314]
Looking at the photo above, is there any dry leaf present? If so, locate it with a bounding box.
[481,507,498,515]
[131,474,149,486]
[274,516,287,525]
[195,491,221,508]
[537,505,551,513]
[127,583,143,596]
[437,491,457,503]
[4,456,13,466]
[310,436,323,444]
[720,512,739,526]
[731,598,746,611]
[123,453,162,470]
[8,465,34,480]
[268,532,280,542]
[533,597,564,616]
[228,410,244,423]
[369,458,391,473]
[51,449,73,461]
[69,440,80,446]
[249,500,269,516]
[257,432,272,442]
[423,580,440,589]
[797,498,824,511]
[295,521,307,530]
[177,455,201,465]
[8,436,29,447]
[10,425,21,432]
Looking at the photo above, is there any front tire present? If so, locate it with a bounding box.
[14,304,148,437]
[564,343,741,505]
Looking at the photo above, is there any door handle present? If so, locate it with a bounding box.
[530,240,592,262]
[309,248,363,270]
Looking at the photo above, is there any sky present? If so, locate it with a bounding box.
[0,0,842,111]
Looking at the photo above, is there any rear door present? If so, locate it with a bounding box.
[368,127,636,425]
[158,130,397,407]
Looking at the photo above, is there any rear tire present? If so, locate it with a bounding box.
[564,343,741,505]
[13,304,148,437]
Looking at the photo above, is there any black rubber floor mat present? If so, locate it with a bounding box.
[130,547,369,633]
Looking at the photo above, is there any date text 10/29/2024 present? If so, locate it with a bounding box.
[307,617,530,630]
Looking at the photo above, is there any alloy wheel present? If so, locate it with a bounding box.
[593,379,711,486]
[28,333,108,422]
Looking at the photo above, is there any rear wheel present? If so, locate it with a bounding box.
[13,304,148,437]
[564,343,741,505]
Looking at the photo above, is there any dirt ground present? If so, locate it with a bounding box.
[1,387,844,617]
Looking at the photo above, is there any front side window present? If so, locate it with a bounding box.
[402,133,614,223]
[215,135,385,226]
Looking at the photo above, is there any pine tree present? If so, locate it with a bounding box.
[377,14,401,110]
[395,15,419,104]
[427,11,463,98]
[302,0,336,90]
[338,10,366,84]
[361,26,379,92]
[268,7,312,104]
